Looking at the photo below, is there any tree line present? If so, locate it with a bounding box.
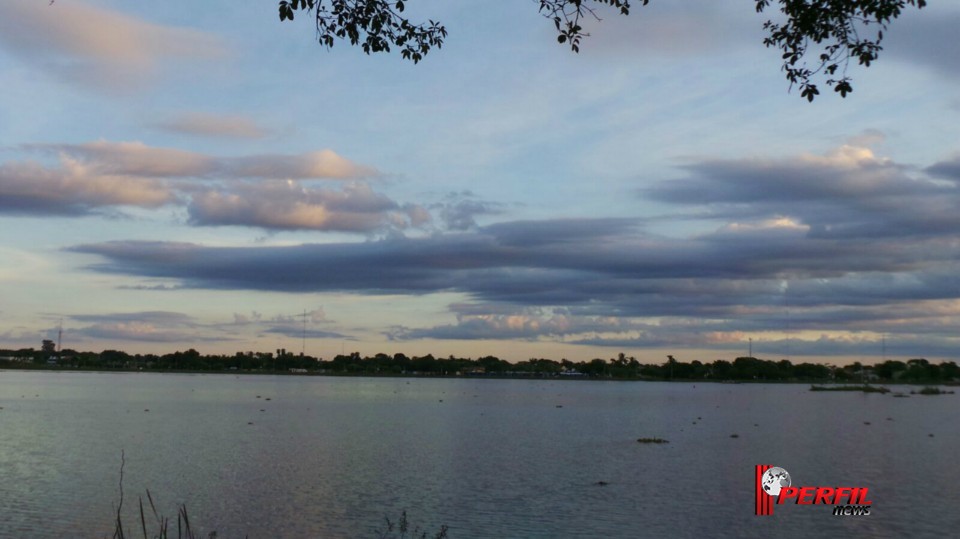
[1,346,957,383]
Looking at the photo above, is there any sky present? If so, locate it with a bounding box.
[1,0,959,364]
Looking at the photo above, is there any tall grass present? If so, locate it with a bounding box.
[375,511,449,539]
[110,451,218,539]
[109,452,447,538]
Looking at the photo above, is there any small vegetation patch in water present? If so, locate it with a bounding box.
[375,511,449,539]
[810,385,890,393]
[911,386,955,395]
[636,437,669,444]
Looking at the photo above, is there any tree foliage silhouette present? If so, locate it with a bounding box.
[278,0,927,100]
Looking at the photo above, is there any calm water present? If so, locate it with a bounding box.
[0,371,957,538]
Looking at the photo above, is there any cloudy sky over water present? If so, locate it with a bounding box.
[1,0,959,363]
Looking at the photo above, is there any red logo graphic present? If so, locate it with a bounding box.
[755,464,779,515]
[755,464,873,516]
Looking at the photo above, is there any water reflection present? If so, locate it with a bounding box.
[0,372,956,537]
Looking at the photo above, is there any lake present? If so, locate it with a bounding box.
[0,371,957,538]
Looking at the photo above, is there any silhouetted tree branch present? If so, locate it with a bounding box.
[277,0,927,100]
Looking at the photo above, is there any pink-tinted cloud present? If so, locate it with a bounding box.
[188,181,427,232]
[0,0,227,91]
[0,159,176,215]
[153,112,270,139]
[30,141,377,180]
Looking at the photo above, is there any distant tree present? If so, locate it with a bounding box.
[100,349,132,366]
[793,362,830,380]
[277,0,926,100]
[939,361,959,381]
[710,359,732,379]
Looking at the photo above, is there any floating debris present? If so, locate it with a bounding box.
[595,481,609,486]
[730,434,740,438]
[810,385,890,394]
[911,387,955,396]
[636,437,669,444]
[863,421,871,425]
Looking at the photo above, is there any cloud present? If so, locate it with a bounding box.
[263,326,348,340]
[579,0,762,57]
[64,141,960,356]
[927,155,960,182]
[70,311,216,344]
[225,150,378,180]
[0,158,176,216]
[188,181,427,232]
[0,0,227,92]
[67,212,954,303]
[647,143,960,239]
[389,306,635,341]
[29,141,376,180]
[1,141,387,222]
[885,9,960,78]
[153,113,269,139]
[432,191,504,231]
[41,141,217,178]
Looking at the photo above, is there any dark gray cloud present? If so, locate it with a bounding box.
[263,326,349,340]
[68,311,223,344]
[70,311,194,325]
[65,142,960,356]
[68,215,960,312]
[927,156,960,182]
[431,191,504,231]
[647,145,960,239]
[885,10,960,78]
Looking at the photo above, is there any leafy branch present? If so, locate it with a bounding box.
[756,0,927,100]
[271,1,926,100]
[278,0,447,63]
[537,0,638,53]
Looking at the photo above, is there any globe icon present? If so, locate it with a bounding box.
[761,467,791,496]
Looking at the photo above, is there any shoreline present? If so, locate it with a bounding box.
[2,364,955,386]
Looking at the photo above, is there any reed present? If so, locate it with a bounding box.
[375,511,449,539]
[108,453,447,538]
